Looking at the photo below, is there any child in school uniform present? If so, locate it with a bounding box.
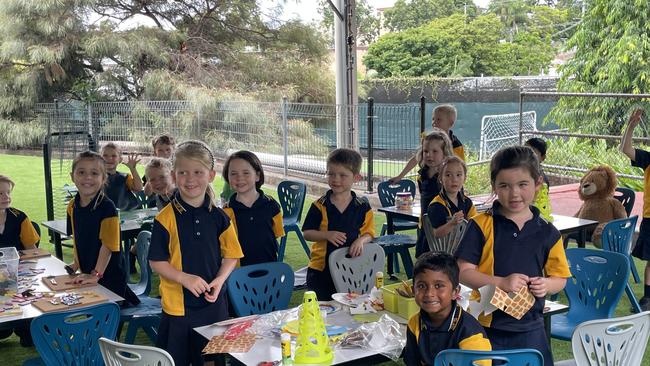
[302,148,375,301]
[404,251,491,365]
[148,140,243,366]
[144,158,176,210]
[0,175,39,250]
[65,151,140,307]
[222,151,284,265]
[101,142,143,211]
[621,108,650,311]
[427,156,477,241]
[525,137,553,222]
[455,146,571,366]
[143,133,176,199]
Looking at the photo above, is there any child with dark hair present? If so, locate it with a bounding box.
[525,137,552,221]
[404,251,490,365]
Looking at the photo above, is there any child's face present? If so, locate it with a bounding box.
[71,159,106,201]
[441,162,466,195]
[102,148,121,172]
[414,269,459,319]
[146,166,173,195]
[0,182,12,209]
[154,143,174,159]
[422,140,445,169]
[228,158,259,194]
[432,111,454,131]
[173,157,216,207]
[493,167,541,217]
[326,163,359,194]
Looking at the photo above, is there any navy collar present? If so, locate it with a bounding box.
[420,301,461,332]
[171,191,212,214]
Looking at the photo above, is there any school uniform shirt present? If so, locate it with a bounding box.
[633,149,650,219]
[223,191,284,266]
[302,190,375,271]
[105,172,139,211]
[0,208,39,250]
[154,191,174,211]
[148,193,243,316]
[427,191,477,229]
[404,302,491,366]
[417,167,441,217]
[449,130,465,162]
[455,201,571,332]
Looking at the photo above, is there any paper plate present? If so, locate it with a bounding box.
[331,293,368,307]
[319,302,341,315]
[213,314,259,327]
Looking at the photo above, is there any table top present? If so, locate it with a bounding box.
[42,207,158,236]
[378,201,492,219]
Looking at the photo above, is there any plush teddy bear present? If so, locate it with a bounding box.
[575,165,627,246]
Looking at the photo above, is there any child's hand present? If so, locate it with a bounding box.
[180,273,210,297]
[326,231,347,247]
[498,273,529,293]
[348,240,364,257]
[204,277,225,303]
[528,277,547,297]
[450,212,464,225]
[629,108,644,127]
[123,153,141,170]
[388,176,402,185]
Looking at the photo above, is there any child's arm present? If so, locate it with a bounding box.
[528,276,567,297]
[304,230,347,247]
[150,260,211,297]
[93,245,112,276]
[389,154,417,184]
[434,212,465,237]
[620,108,643,160]
[204,258,238,302]
[348,233,372,257]
[458,259,529,292]
[143,181,153,196]
[123,153,143,192]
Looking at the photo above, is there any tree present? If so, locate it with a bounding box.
[382,0,476,32]
[548,0,650,135]
[318,0,380,46]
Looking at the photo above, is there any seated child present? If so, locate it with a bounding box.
[144,158,176,210]
[525,137,552,222]
[143,133,176,198]
[0,175,39,250]
[101,142,143,211]
[404,252,491,365]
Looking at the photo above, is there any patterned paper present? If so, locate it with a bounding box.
[489,286,535,320]
[202,332,257,354]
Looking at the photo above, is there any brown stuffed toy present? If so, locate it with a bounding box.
[575,165,627,247]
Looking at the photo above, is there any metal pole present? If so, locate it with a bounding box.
[420,96,426,135]
[282,96,288,178]
[519,90,524,145]
[367,98,374,193]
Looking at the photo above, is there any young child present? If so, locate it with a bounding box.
[414,129,455,258]
[0,175,39,250]
[427,156,477,240]
[525,137,553,222]
[302,148,375,300]
[621,108,650,311]
[148,140,243,366]
[143,134,176,197]
[404,251,491,365]
[222,151,284,265]
[101,142,143,210]
[66,151,140,307]
[390,104,465,184]
[455,145,570,366]
[144,158,176,210]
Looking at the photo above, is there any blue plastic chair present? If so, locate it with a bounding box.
[551,248,630,341]
[601,216,642,312]
[614,187,636,217]
[434,348,544,366]
[227,262,294,316]
[277,180,310,261]
[24,302,120,366]
[128,230,152,297]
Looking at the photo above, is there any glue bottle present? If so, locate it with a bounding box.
[371,271,384,308]
[281,332,292,365]
[375,271,384,289]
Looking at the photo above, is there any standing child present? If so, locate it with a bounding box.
[302,148,375,300]
[144,158,176,210]
[0,175,39,250]
[66,151,140,306]
[143,134,176,197]
[455,146,570,366]
[621,108,650,311]
[148,140,243,366]
[404,251,491,365]
[101,143,143,211]
[525,137,553,222]
[222,151,284,265]
[427,156,477,241]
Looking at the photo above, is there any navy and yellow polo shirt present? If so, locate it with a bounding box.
[302,190,375,271]
[632,149,650,218]
[66,192,125,294]
[417,167,441,216]
[420,130,465,161]
[154,191,174,211]
[404,302,491,366]
[455,201,571,332]
[223,191,284,266]
[105,172,138,211]
[0,208,39,250]
[148,193,243,316]
[427,191,477,229]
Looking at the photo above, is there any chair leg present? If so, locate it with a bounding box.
[125,315,160,344]
[398,249,414,279]
[627,283,642,313]
[278,235,287,262]
[630,254,641,283]
[294,228,311,259]
[393,255,401,274]
[380,224,386,236]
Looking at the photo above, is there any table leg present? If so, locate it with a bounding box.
[51,231,63,260]
[386,214,396,235]
[384,214,396,279]
[544,314,551,344]
[578,229,587,248]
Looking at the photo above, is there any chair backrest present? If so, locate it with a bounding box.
[277,180,307,223]
[564,248,630,323]
[614,187,636,217]
[434,349,544,366]
[571,311,650,366]
[422,214,467,255]
[601,215,638,256]
[99,337,175,366]
[377,180,416,208]
[31,221,41,247]
[31,302,121,366]
[135,230,152,296]
[328,243,385,295]
[227,262,294,316]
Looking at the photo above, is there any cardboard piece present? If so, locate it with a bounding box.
[31,291,108,313]
[19,248,51,260]
[42,274,99,291]
[489,286,536,320]
[202,332,257,354]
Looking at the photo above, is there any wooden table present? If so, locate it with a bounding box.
[550,214,599,248]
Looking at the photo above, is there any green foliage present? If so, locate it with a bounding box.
[318,0,380,45]
[383,0,476,32]
[0,119,46,149]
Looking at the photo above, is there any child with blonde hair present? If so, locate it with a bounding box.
[101,142,143,210]
[144,158,175,210]
[0,175,39,250]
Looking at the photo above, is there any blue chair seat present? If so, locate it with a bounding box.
[278,181,310,261]
[227,262,294,316]
[372,234,416,279]
[377,180,417,276]
[435,348,544,366]
[549,313,578,341]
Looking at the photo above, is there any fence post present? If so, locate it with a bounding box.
[420,96,426,135]
[519,90,524,145]
[282,96,288,178]
[367,97,374,193]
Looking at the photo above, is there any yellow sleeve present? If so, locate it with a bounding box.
[99,216,120,252]
[545,238,571,278]
[467,204,478,219]
[459,333,492,366]
[126,173,134,191]
[360,209,375,238]
[222,207,238,235]
[219,221,244,259]
[19,217,39,249]
[454,145,466,161]
[272,211,285,238]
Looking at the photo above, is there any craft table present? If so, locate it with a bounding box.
[378,201,492,235]
[550,214,599,248]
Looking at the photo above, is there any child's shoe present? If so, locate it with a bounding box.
[640,297,650,312]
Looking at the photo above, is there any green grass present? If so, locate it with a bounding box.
[0,152,649,364]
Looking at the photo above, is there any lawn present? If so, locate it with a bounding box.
[0,152,648,364]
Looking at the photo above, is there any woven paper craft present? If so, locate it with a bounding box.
[202,332,256,354]
[489,286,535,320]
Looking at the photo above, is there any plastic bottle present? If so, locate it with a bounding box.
[281,332,292,365]
[375,271,384,289]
